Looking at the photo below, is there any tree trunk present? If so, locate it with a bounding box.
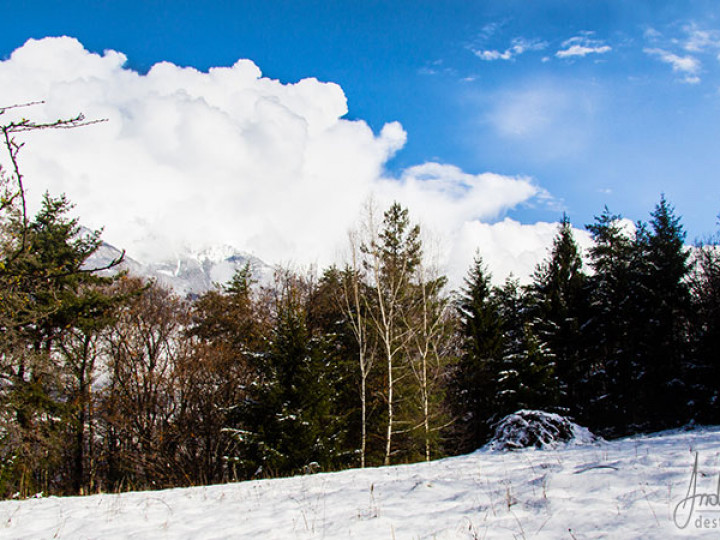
[384,335,393,466]
[360,368,367,468]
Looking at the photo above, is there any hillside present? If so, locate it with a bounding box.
[3,426,719,539]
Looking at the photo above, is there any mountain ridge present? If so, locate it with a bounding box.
[86,236,273,296]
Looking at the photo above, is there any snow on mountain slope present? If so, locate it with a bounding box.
[86,238,274,296]
[3,427,719,539]
[144,245,273,297]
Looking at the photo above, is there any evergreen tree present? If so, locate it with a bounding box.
[0,193,121,496]
[306,266,360,467]
[0,106,121,496]
[529,215,588,419]
[585,207,646,434]
[190,264,262,346]
[688,225,720,423]
[451,255,504,450]
[494,277,558,418]
[236,271,347,478]
[635,196,691,429]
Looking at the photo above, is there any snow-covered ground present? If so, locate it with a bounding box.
[3,427,720,539]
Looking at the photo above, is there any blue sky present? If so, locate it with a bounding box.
[1,1,720,281]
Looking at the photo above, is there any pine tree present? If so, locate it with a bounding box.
[583,198,691,433]
[585,207,644,434]
[0,105,121,496]
[688,224,720,423]
[529,215,588,419]
[451,255,504,450]
[306,266,360,467]
[0,193,122,496]
[235,270,347,478]
[635,196,691,429]
[494,277,558,418]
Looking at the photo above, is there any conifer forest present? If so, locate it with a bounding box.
[2,106,720,499]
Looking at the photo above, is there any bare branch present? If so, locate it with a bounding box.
[1,102,108,256]
[0,101,46,115]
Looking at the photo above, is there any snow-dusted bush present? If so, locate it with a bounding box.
[486,410,598,451]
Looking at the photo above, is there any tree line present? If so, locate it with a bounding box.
[1,108,719,498]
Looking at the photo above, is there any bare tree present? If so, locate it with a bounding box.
[101,278,189,490]
[404,260,452,461]
[341,229,375,467]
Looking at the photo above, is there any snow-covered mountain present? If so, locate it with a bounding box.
[87,238,274,296]
[144,245,273,297]
[3,426,720,538]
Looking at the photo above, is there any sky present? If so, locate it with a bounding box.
[1,1,719,286]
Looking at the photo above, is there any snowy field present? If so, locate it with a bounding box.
[3,427,720,539]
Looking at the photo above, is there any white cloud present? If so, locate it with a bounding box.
[476,49,513,61]
[418,59,455,77]
[556,35,611,58]
[486,81,598,156]
[447,218,593,287]
[644,47,701,83]
[682,23,720,53]
[480,22,502,39]
[556,44,611,58]
[489,88,556,137]
[0,37,562,287]
[375,162,543,242]
[0,37,402,265]
[643,27,662,41]
[474,37,546,61]
[642,22,720,83]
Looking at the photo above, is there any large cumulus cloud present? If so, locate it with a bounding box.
[0,37,582,286]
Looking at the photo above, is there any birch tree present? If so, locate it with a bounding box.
[340,230,375,467]
[360,202,421,465]
[404,261,451,461]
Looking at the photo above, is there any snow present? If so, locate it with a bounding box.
[86,238,275,296]
[486,410,598,451]
[3,427,720,538]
